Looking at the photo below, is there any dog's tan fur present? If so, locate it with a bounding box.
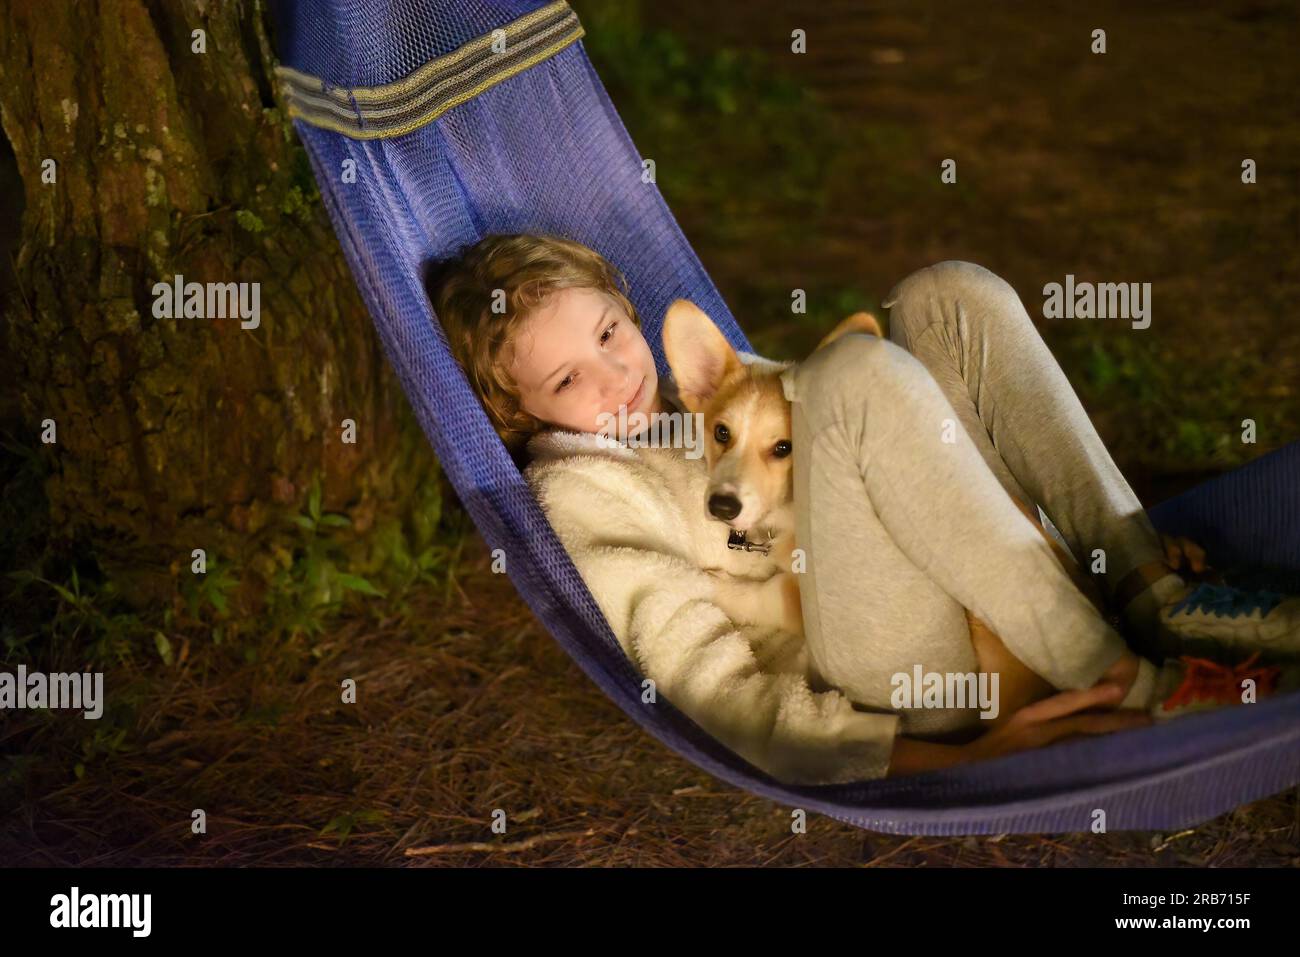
[663,300,1112,726]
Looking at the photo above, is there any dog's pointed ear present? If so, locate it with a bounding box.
[816,311,881,352]
[661,299,742,413]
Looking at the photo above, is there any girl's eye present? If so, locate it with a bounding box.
[554,319,618,394]
[714,423,730,444]
[773,440,792,458]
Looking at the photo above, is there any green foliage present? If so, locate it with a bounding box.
[235,209,267,233]
[235,137,320,234]
[320,808,389,845]
[280,185,313,221]
[578,0,847,229]
[1083,336,1164,404]
[179,555,238,621]
[229,469,458,646]
[743,282,880,361]
[0,754,38,806]
[0,559,145,782]
[263,475,387,640]
[1071,329,1263,468]
[287,145,321,208]
[0,432,53,597]
[6,566,152,667]
[3,457,460,783]
[6,461,459,664]
[74,724,131,780]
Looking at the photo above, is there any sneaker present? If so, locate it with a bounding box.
[1158,582,1300,658]
[1151,652,1285,721]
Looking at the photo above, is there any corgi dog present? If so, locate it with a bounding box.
[661,299,1110,725]
[661,300,881,640]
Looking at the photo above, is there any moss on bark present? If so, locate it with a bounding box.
[0,0,438,611]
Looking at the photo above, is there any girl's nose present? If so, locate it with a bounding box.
[601,364,631,399]
[603,379,628,403]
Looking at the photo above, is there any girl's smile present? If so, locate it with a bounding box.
[622,376,646,413]
[508,286,663,435]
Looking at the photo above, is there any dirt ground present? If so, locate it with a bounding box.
[7,531,1299,867]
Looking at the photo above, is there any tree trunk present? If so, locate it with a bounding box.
[0,0,434,608]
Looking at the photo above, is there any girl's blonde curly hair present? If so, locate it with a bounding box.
[426,233,643,464]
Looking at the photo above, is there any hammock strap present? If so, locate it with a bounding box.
[273,0,584,140]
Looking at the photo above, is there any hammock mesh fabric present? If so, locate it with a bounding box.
[272,0,1300,834]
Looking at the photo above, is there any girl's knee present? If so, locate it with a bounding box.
[883,261,1025,347]
[790,332,907,419]
[805,327,888,372]
[884,260,1013,308]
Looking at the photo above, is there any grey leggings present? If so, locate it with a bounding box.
[785,261,1166,737]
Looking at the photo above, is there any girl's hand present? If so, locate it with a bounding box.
[963,683,1152,764]
[1093,649,1141,700]
[1159,533,1209,575]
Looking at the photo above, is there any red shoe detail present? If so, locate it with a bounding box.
[1160,652,1281,712]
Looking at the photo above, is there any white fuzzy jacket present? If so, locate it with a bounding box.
[523,367,901,785]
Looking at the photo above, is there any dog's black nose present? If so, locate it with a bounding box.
[708,493,742,522]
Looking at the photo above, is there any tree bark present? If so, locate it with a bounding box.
[0,0,434,607]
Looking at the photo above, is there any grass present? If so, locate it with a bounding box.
[579,3,856,238]
[1062,325,1283,471]
[1,429,467,801]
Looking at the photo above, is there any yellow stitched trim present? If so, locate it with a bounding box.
[279,0,571,105]
[274,0,583,140]
[284,26,584,139]
[285,14,577,124]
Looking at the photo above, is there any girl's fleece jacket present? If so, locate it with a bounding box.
[522,363,900,785]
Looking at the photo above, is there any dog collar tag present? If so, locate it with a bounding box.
[726,529,772,555]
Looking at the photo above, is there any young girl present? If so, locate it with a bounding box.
[429,232,1287,784]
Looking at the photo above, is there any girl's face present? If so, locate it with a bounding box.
[508,286,662,435]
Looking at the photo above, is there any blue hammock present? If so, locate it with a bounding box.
[272,0,1300,834]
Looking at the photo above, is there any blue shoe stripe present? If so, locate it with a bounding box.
[1167,582,1284,619]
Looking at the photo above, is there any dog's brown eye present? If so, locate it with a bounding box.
[714,423,730,444]
[773,440,792,458]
